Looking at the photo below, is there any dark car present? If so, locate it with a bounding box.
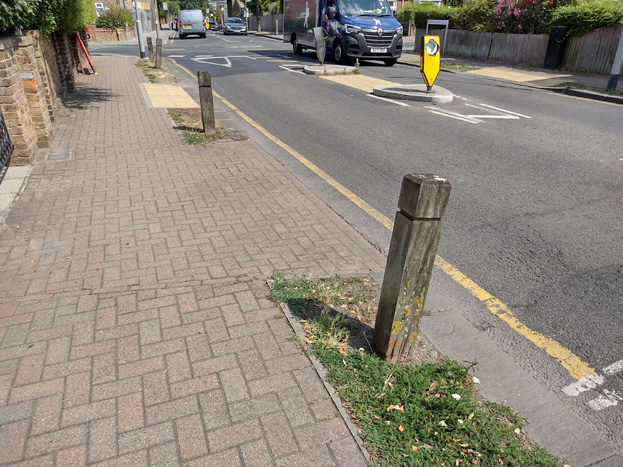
[208,19,220,31]
[223,17,247,35]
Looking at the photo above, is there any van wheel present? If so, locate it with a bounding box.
[293,38,302,54]
[333,40,347,65]
[179,34,185,39]
[384,58,397,66]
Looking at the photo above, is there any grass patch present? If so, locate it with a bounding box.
[554,82,623,96]
[442,62,481,72]
[169,109,239,145]
[269,273,564,467]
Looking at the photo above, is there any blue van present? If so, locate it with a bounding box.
[283,0,402,65]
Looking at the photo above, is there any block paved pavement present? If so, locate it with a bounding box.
[0,57,387,465]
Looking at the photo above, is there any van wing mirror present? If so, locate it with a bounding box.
[327,6,336,19]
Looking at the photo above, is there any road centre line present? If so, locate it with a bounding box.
[172,59,594,381]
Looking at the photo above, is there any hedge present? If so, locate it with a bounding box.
[549,0,623,36]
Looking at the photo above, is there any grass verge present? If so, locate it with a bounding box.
[442,62,481,72]
[269,272,565,467]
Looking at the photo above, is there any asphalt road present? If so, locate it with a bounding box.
[91,33,623,441]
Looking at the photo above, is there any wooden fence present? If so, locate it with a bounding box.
[562,25,622,75]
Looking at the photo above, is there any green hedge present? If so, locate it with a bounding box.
[549,0,623,36]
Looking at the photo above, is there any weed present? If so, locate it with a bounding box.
[268,272,564,467]
[274,313,285,319]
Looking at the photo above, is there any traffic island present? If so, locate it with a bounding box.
[304,64,357,75]
[373,84,454,103]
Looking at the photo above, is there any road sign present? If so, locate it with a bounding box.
[420,35,440,92]
[162,2,168,10]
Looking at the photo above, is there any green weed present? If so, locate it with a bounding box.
[268,273,564,467]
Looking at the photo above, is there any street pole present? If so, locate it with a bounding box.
[154,0,160,39]
[606,25,623,92]
[256,0,260,33]
[135,4,146,58]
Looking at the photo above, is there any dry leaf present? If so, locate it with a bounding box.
[338,348,347,354]
[386,405,395,412]
[30,260,36,263]
[412,445,419,452]
[398,425,404,432]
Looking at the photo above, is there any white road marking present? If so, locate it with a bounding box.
[191,55,258,67]
[367,94,410,106]
[428,110,478,124]
[168,55,186,58]
[478,103,532,118]
[426,103,530,124]
[562,373,605,396]
[588,390,623,411]
[279,65,305,74]
[604,359,623,375]
[562,358,623,410]
[426,107,480,123]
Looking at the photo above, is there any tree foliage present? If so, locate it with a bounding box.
[549,0,623,36]
[1,0,95,37]
[95,7,135,29]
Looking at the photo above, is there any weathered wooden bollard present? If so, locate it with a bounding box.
[155,38,162,69]
[373,174,451,362]
[197,71,216,134]
[146,37,154,62]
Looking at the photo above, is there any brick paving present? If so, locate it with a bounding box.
[0,57,387,465]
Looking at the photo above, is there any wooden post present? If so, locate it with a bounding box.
[197,71,216,134]
[155,38,162,69]
[373,174,451,362]
[146,36,154,62]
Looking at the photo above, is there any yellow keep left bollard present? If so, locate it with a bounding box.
[420,35,441,93]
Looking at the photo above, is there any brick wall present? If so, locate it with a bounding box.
[0,30,83,165]
[25,31,63,122]
[52,33,76,93]
[0,37,42,164]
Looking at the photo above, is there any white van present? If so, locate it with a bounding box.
[178,9,206,39]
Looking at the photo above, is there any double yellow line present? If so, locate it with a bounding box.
[174,59,594,380]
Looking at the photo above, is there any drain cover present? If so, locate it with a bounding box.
[47,148,70,161]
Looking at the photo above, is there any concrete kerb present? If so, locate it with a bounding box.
[266,279,371,463]
[304,64,357,75]
[373,84,454,103]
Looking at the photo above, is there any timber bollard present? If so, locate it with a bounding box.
[146,37,154,62]
[373,174,451,362]
[197,71,216,134]
[155,38,162,69]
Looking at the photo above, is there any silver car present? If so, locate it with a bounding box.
[223,17,247,35]
[178,9,206,39]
